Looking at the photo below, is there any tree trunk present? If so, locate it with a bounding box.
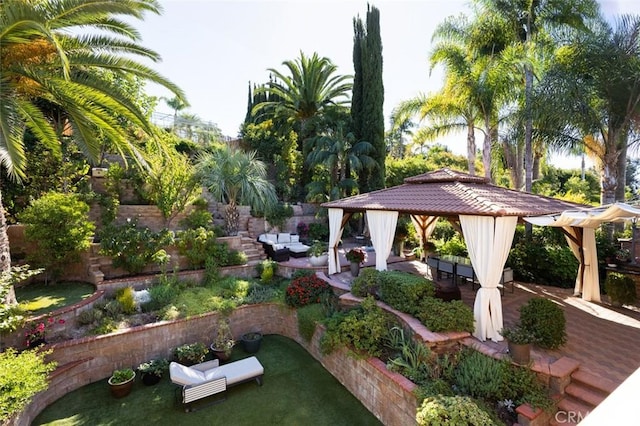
[502,139,523,189]
[482,117,492,182]
[225,200,240,236]
[0,188,16,305]
[467,122,476,176]
[524,64,534,193]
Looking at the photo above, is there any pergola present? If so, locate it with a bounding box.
[322,168,588,342]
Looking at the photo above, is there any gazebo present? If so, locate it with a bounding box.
[322,168,589,342]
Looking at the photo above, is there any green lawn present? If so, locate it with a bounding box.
[33,335,383,426]
[16,281,95,315]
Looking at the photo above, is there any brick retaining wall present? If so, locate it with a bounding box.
[8,304,419,426]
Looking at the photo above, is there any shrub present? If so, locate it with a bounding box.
[244,284,279,304]
[453,350,506,400]
[0,348,57,422]
[176,227,216,269]
[99,219,174,274]
[350,268,381,297]
[321,296,396,357]
[77,308,103,326]
[434,235,468,257]
[256,260,278,284]
[386,327,433,385]
[173,342,208,365]
[416,395,495,426]
[146,279,181,311]
[415,298,474,333]
[285,274,332,308]
[453,349,553,410]
[378,271,435,314]
[180,199,213,229]
[519,297,567,349]
[297,303,325,342]
[604,272,637,305]
[265,203,294,231]
[308,222,329,241]
[20,192,95,283]
[115,287,136,314]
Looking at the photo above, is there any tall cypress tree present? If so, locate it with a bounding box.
[353,4,385,193]
[351,17,365,144]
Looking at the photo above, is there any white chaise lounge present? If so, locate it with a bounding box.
[169,356,264,411]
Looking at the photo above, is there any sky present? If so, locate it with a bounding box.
[135,0,638,167]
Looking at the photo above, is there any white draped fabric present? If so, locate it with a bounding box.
[523,204,639,303]
[410,215,438,260]
[460,215,518,342]
[563,227,601,302]
[526,202,640,228]
[328,208,344,274]
[367,210,399,271]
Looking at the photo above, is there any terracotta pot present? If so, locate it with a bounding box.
[108,373,135,398]
[507,341,531,365]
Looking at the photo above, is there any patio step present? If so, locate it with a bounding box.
[551,369,617,425]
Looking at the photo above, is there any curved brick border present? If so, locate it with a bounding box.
[8,303,419,426]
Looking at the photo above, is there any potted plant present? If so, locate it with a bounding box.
[137,358,169,386]
[173,342,208,366]
[108,368,135,398]
[210,319,235,362]
[605,272,638,307]
[501,324,536,365]
[240,331,263,354]
[308,240,328,267]
[346,247,366,277]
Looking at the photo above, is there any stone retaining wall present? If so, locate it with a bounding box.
[8,304,419,426]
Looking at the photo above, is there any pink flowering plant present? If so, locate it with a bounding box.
[25,317,65,347]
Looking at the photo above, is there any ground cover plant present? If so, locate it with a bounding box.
[16,281,95,315]
[33,336,382,426]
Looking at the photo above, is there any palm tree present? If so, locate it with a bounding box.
[394,88,479,175]
[426,12,515,181]
[162,96,190,132]
[196,146,277,236]
[304,118,377,201]
[475,0,599,192]
[537,14,640,207]
[252,52,352,197]
[0,0,186,304]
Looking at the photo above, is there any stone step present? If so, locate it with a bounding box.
[557,396,593,421]
[571,369,619,395]
[565,383,607,408]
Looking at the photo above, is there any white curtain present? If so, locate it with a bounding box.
[367,210,399,271]
[563,226,601,302]
[460,215,518,342]
[328,208,344,274]
[410,215,438,260]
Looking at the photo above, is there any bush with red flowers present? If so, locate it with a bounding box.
[25,316,65,347]
[285,274,332,308]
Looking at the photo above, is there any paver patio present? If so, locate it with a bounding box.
[283,246,640,389]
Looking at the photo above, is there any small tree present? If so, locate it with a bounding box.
[19,193,94,284]
[197,146,277,236]
[143,143,201,227]
[0,347,57,422]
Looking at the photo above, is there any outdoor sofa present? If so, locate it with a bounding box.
[258,233,310,258]
[169,356,264,411]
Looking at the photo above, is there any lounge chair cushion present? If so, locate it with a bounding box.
[291,235,300,243]
[266,233,277,244]
[169,362,206,386]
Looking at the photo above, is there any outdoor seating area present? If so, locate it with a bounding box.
[257,233,310,259]
[427,254,515,295]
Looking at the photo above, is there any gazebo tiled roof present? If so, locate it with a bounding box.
[322,168,586,217]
